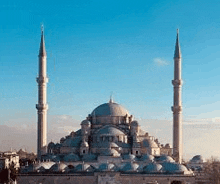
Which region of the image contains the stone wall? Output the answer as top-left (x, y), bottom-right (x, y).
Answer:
top-left (17, 172), bottom-right (195, 184)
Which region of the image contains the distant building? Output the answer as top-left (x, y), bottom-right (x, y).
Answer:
top-left (0, 157), bottom-right (9, 170)
top-left (17, 149), bottom-right (37, 160)
top-left (0, 151), bottom-right (19, 171)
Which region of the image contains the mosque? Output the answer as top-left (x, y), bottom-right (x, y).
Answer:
top-left (17, 30), bottom-right (196, 184)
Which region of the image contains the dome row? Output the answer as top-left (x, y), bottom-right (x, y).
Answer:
top-left (21, 161), bottom-right (191, 174)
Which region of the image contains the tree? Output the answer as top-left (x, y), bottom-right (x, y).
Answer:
top-left (203, 157), bottom-right (220, 184)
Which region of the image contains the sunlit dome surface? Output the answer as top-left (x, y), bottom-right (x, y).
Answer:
top-left (91, 102), bottom-right (129, 117)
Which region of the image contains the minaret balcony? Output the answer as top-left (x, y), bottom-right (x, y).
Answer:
top-left (171, 106), bottom-right (182, 113)
top-left (36, 104), bottom-right (48, 110)
top-left (36, 77), bottom-right (48, 83)
top-left (172, 79), bottom-right (182, 87)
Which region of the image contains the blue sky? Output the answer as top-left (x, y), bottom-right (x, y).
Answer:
top-left (1, 0), bottom-right (220, 159)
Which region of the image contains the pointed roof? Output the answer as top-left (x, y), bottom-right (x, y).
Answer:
top-left (174, 29), bottom-right (181, 58)
top-left (39, 26), bottom-right (46, 57)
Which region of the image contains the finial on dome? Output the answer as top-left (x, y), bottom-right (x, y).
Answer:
top-left (109, 94), bottom-right (114, 103)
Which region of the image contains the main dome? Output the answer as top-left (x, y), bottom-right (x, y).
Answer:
top-left (91, 102), bottom-right (129, 117)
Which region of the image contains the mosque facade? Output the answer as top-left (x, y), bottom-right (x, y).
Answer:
top-left (17, 30), bottom-right (197, 184)
top-left (47, 100), bottom-right (172, 159)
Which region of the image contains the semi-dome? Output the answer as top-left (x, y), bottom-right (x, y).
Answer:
top-left (97, 126), bottom-right (125, 136)
top-left (100, 148), bottom-right (120, 157)
top-left (91, 102), bottom-right (129, 117)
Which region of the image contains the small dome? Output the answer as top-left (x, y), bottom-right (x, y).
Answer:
top-left (143, 163), bottom-right (162, 173)
top-left (142, 139), bottom-right (158, 148)
top-left (51, 155), bottom-right (61, 162)
top-left (18, 148), bottom-right (26, 153)
top-left (155, 155), bottom-right (174, 163)
top-left (141, 154), bottom-right (154, 162)
top-left (122, 153), bottom-right (136, 161)
top-left (131, 121), bottom-right (139, 126)
top-left (63, 153), bottom-right (80, 162)
top-left (109, 142), bottom-right (119, 148)
top-left (50, 163), bottom-right (67, 172)
top-left (36, 166), bottom-right (46, 173)
top-left (165, 143), bottom-right (171, 148)
top-left (75, 163), bottom-right (94, 172)
top-left (81, 120), bottom-right (91, 126)
top-left (48, 142), bottom-right (55, 148)
top-left (121, 162), bottom-right (139, 172)
top-left (190, 155), bottom-right (204, 163)
top-left (33, 161), bottom-right (55, 171)
top-left (70, 131), bottom-right (75, 136)
top-left (91, 102), bottom-right (129, 117)
top-left (162, 162), bottom-right (188, 173)
top-left (98, 163), bottom-right (116, 171)
top-left (100, 148), bottom-right (120, 157)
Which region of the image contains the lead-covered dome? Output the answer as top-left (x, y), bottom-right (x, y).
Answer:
top-left (91, 102), bottom-right (129, 117)
top-left (97, 126), bottom-right (125, 136)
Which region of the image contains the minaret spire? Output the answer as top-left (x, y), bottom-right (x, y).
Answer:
top-left (172, 29), bottom-right (183, 163)
top-left (174, 29), bottom-right (181, 58)
top-left (39, 25), bottom-right (46, 57)
top-left (36, 27), bottom-right (48, 160)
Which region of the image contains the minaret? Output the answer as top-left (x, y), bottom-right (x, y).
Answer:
top-left (36, 27), bottom-right (48, 160)
top-left (172, 29), bottom-right (183, 163)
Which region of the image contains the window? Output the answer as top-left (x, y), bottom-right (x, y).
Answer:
top-left (136, 151), bottom-right (138, 155)
top-left (109, 137), bottom-right (113, 142)
top-left (83, 150), bottom-right (85, 154)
